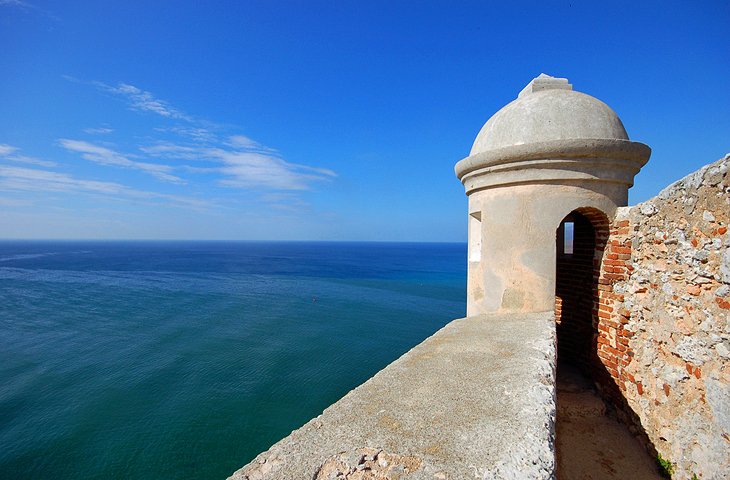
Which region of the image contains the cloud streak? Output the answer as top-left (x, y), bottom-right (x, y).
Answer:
top-left (93, 81), bottom-right (192, 120)
top-left (216, 150), bottom-right (336, 190)
top-left (64, 78), bottom-right (337, 195)
top-left (0, 143), bottom-right (57, 167)
top-left (0, 164), bottom-right (206, 208)
top-left (0, 0), bottom-right (33, 7)
top-left (59, 139), bottom-right (185, 184)
top-left (142, 139), bottom-right (336, 191)
top-left (0, 0), bottom-right (59, 20)
top-left (83, 127), bottom-right (114, 135)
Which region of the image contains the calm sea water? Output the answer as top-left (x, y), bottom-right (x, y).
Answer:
top-left (0, 241), bottom-right (466, 479)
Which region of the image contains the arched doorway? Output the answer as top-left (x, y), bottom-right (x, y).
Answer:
top-left (554, 209), bottom-right (607, 372)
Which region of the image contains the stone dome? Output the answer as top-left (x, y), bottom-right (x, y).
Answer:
top-left (454, 74), bottom-right (651, 195)
top-left (470, 75), bottom-right (629, 155)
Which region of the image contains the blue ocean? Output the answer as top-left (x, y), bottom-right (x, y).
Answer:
top-left (0, 241), bottom-right (466, 479)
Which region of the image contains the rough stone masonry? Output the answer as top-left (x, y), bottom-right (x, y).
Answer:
top-left (595, 154), bottom-right (730, 479)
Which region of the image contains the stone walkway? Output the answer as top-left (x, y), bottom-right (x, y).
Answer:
top-left (555, 363), bottom-right (663, 480)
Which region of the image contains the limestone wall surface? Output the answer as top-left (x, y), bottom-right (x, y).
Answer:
top-left (595, 155), bottom-right (730, 479)
top-left (228, 313), bottom-right (557, 480)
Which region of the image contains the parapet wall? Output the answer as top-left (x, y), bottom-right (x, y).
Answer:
top-left (593, 155), bottom-right (730, 479)
top-left (228, 312), bottom-right (556, 480)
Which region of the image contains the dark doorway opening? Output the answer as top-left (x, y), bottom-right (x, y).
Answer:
top-left (555, 211), bottom-right (597, 371)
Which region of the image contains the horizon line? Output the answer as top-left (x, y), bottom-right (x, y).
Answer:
top-left (0, 238), bottom-right (467, 244)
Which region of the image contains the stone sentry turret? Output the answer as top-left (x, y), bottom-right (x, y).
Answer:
top-left (455, 74), bottom-right (651, 316)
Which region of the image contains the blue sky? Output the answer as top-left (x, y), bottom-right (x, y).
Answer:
top-left (1, 1), bottom-right (728, 241)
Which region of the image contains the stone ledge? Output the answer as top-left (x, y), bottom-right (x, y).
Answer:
top-left (455, 138), bottom-right (651, 181)
top-left (228, 312), bottom-right (557, 480)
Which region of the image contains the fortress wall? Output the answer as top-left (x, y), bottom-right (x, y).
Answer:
top-left (594, 155), bottom-right (729, 479)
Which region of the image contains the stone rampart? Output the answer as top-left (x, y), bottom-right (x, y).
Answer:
top-left (593, 155), bottom-right (730, 479)
top-left (228, 312), bottom-right (557, 480)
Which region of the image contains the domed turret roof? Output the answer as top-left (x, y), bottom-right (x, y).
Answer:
top-left (454, 74), bottom-right (651, 194)
top-left (470, 74), bottom-right (629, 155)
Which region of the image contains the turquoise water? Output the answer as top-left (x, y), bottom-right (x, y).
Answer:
top-left (0, 241), bottom-right (466, 479)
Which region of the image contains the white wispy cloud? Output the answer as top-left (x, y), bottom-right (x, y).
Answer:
top-left (228, 135), bottom-right (259, 148)
top-left (0, 0), bottom-right (32, 7)
top-left (0, 144), bottom-right (17, 156)
top-left (66, 78), bottom-right (337, 195)
top-left (225, 134), bottom-right (279, 154)
top-left (92, 81), bottom-right (192, 120)
top-left (0, 143), bottom-right (57, 167)
top-left (141, 143), bottom-right (200, 159)
top-left (142, 141), bottom-right (336, 190)
top-left (0, 0), bottom-right (59, 20)
top-left (155, 125), bottom-right (216, 143)
top-left (216, 150), bottom-right (336, 190)
top-left (59, 139), bottom-right (185, 184)
top-left (0, 165), bottom-right (206, 208)
top-left (83, 127), bottom-right (114, 135)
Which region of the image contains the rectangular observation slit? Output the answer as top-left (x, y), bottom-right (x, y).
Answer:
top-left (563, 221), bottom-right (574, 255)
top-left (469, 211), bottom-right (482, 262)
